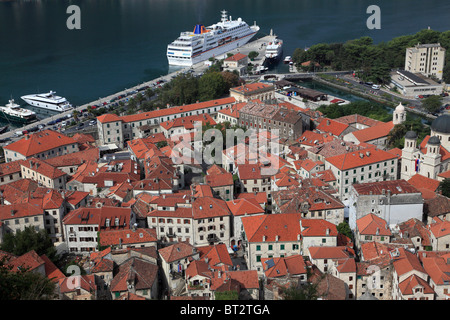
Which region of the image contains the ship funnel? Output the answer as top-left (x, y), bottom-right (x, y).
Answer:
top-left (193, 24), bottom-right (205, 34)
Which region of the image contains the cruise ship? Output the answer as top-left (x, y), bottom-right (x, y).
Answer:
top-left (265, 30), bottom-right (283, 61)
top-left (167, 10), bottom-right (260, 67)
top-left (21, 91), bottom-right (73, 112)
top-left (0, 99), bottom-right (37, 124)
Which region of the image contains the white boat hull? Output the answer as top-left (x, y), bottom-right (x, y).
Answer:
top-left (21, 96), bottom-right (72, 112)
top-left (168, 30), bottom-right (258, 67)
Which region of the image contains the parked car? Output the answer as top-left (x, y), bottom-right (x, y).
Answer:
top-left (89, 120), bottom-right (97, 126)
top-left (372, 84), bottom-right (380, 90)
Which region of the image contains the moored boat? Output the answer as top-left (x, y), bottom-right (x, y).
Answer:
top-left (0, 99), bottom-right (37, 124)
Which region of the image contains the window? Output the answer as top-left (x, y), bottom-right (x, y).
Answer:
top-left (268, 244), bottom-right (273, 251)
top-left (256, 245), bottom-right (261, 251)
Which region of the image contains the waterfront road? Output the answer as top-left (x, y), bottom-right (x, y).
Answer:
top-left (0, 35), bottom-right (274, 146)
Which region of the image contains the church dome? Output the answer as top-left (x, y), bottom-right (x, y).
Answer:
top-left (395, 103), bottom-right (405, 112)
top-left (427, 135), bottom-right (441, 145)
top-left (431, 114), bottom-right (450, 134)
top-left (405, 131), bottom-right (417, 139)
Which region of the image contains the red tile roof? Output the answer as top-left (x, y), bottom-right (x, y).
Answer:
top-left (301, 218), bottom-right (338, 237)
top-left (40, 254), bottom-right (66, 283)
top-left (158, 242), bottom-right (197, 263)
top-left (242, 213), bottom-right (302, 243)
top-left (20, 158), bottom-right (67, 180)
top-left (393, 247), bottom-right (426, 276)
top-left (236, 191), bottom-right (267, 204)
top-left (0, 161), bottom-right (22, 176)
top-left (119, 97), bottom-right (235, 123)
top-left (99, 228), bottom-right (157, 247)
top-left (97, 113), bottom-right (121, 124)
top-left (0, 203), bottom-right (43, 220)
top-left (350, 121), bottom-right (394, 143)
top-left (7, 250), bottom-right (45, 273)
top-left (419, 135), bottom-right (450, 161)
top-left (356, 213), bottom-right (392, 236)
top-left (225, 53), bottom-right (247, 61)
top-left (4, 130), bottom-right (77, 157)
top-left (62, 206), bottom-right (131, 228)
top-left (59, 274), bottom-right (97, 294)
top-left (359, 241), bottom-right (393, 262)
top-left (398, 274), bottom-right (434, 295)
top-left (45, 147), bottom-right (99, 168)
top-left (352, 179), bottom-right (420, 195)
top-left (334, 114), bottom-right (382, 127)
top-left (160, 113), bottom-right (216, 131)
top-left (218, 102), bottom-right (246, 118)
top-left (297, 130), bottom-right (334, 147)
top-left (422, 255), bottom-right (450, 286)
top-left (109, 258), bottom-right (157, 293)
top-left (325, 147), bottom-right (397, 170)
top-left (317, 118), bottom-right (349, 137)
top-left (408, 174), bottom-right (440, 192)
top-left (192, 197), bottom-right (231, 219)
top-left (196, 244), bottom-right (233, 268)
top-left (230, 82), bottom-right (273, 94)
top-left (226, 198), bottom-right (265, 216)
top-left (262, 255), bottom-right (307, 278)
top-left (428, 219), bottom-right (450, 238)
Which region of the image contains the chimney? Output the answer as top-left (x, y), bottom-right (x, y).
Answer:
top-left (262, 235), bottom-right (266, 242)
top-left (275, 235), bottom-right (279, 241)
top-left (326, 228), bottom-right (330, 236)
top-left (10, 209), bottom-right (15, 216)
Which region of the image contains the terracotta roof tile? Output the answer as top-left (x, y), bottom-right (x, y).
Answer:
top-left (326, 147), bottom-right (397, 170)
top-left (356, 213), bottom-right (392, 236)
top-left (408, 174), bottom-right (440, 192)
top-left (4, 130), bottom-right (77, 157)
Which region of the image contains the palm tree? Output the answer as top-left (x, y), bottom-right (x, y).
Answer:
top-left (72, 110), bottom-right (80, 122)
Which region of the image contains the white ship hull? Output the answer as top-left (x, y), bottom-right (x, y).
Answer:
top-left (265, 38), bottom-right (283, 60)
top-left (168, 31), bottom-right (257, 67)
top-left (167, 10), bottom-right (259, 67)
top-left (21, 91), bottom-right (72, 112)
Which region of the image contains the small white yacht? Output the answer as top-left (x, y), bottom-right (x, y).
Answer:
top-left (21, 91), bottom-right (73, 112)
top-left (0, 99), bottom-right (37, 124)
top-left (265, 30), bottom-right (283, 61)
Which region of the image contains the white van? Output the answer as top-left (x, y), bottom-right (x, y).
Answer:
top-left (372, 84), bottom-right (381, 90)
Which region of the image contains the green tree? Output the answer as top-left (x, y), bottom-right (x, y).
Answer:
top-left (198, 71), bottom-right (227, 101)
top-left (215, 290), bottom-right (239, 300)
top-left (156, 140), bottom-right (168, 149)
top-left (0, 226), bottom-right (58, 263)
top-left (337, 222), bottom-right (353, 240)
top-left (248, 51), bottom-right (259, 61)
top-left (281, 281), bottom-right (321, 300)
top-left (0, 256), bottom-right (56, 300)
top-left (438, 178), bottom-right (450, 198)
top-left (422, 95), bottom-right (442, 113)
top-left (72, 110), bottom-right (80, 122)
